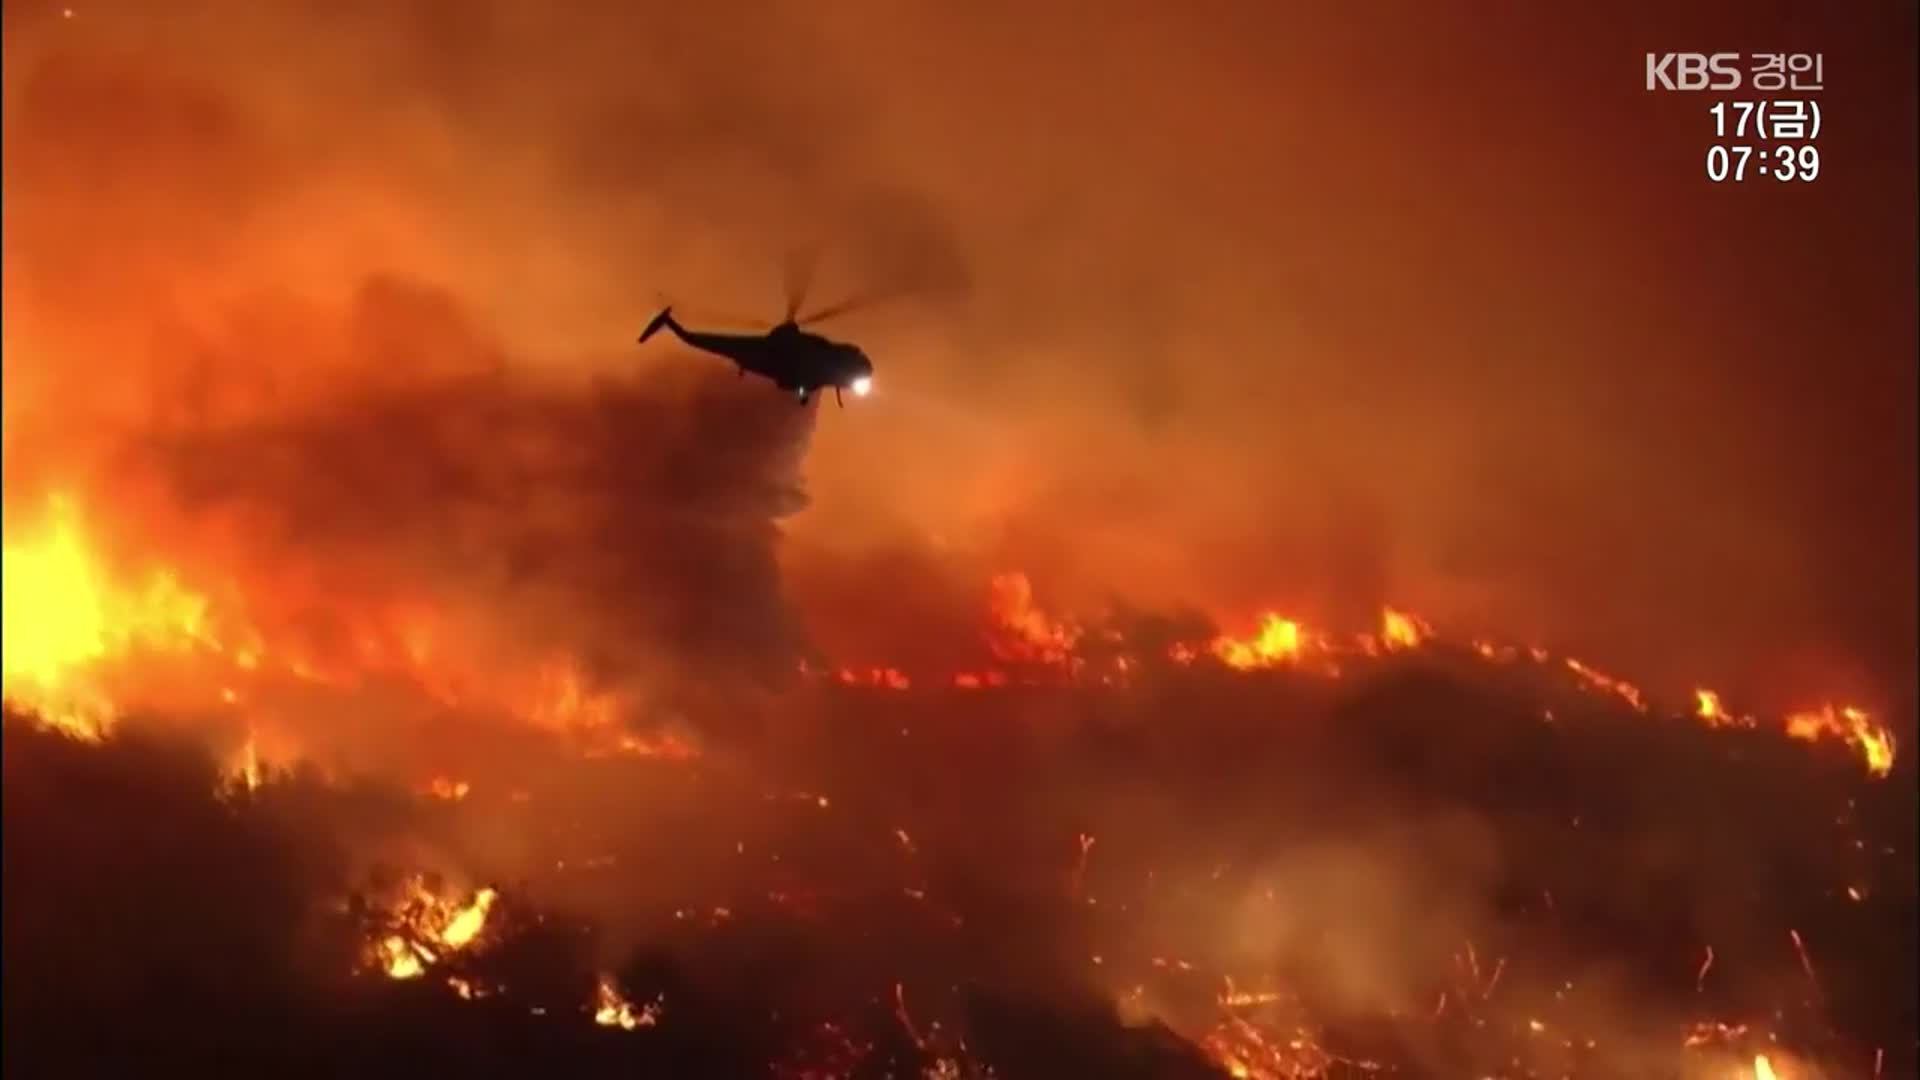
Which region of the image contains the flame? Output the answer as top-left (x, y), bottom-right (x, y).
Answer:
top-left (819, 571), bottom-right (1897, 778)
top-left (439, 888), bottom-right (497, 949)
top-left (986, 573), bottom-right (1081, 665)
top-left (364, 877), bottom-right (500, 979)
top-left (1563, 657), bottom-right (1647, 712)
top-left (1695, 688), bottom-right (1725, 723)
top-left (0, 494), bottom-right (701, 767)
top-left (1212, 613), bottom-right (1305, 670)
top-left (1, 495), bottom-right (220, 739)
top-left (593, 976), bottom-right (661, 1029)
top-left (375, 934), bottom-right (428, 980)
top-left (1, 496), bottom-right (111, 689)
top-left (2, 494), bottom-right (1890, 1069)
top-left (1379, 607), bottom-right (1429, 650)
top-left (1214, 605), bottom-right (1426, 669)
top-left (236, 732), bottom-right (263, 792)
top-left (1785, 705), bottom-right (1896, 778)
top-left (1694, 689), bottom-right (1737, 728)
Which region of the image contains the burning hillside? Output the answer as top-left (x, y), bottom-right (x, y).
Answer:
top-left (3, 482), bottom-right (1914, 1078)
top-left (0, 278), bottom-right (1910, 1080)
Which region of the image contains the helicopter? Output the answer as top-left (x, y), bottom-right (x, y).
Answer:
top-left (638, 261), bottom-right (881, 407)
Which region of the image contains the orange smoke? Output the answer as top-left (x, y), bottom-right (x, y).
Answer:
top-left (986, 572), bottom-right (1081, 666)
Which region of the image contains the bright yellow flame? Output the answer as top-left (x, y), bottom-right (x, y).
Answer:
top-left (377, 935), bottom-right (426, 980)
top-left (1785, 704), bottom-right (1897, 778)
top-left (1213, 614), bottom-right (1303, 670)
top-left (1695, 689), bottom-right (1729, 724)
top-left (2, 495), bottom-right (217, 738)
top-left (2, 496), bottom-right (109, 688)
top-left (1380, 608), bottom-right (1428, 650)
top-left (367, 879), bottom-right (501, 979)
top-left (440, 887), bottom-right (497, 949)
top-left (1692, 688), bottom-right (1755, 729)
top-left (593, 976), bottom-right (661, 1029)
top-left (1753, 1053), bottom-right (1779, 1080)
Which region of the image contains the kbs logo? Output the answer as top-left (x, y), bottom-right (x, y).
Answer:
top-left (1646, 52), bottom-right (1742, 91)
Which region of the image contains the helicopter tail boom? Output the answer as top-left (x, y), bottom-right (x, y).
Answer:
top-left (638, 307), bottom-right (679, 344)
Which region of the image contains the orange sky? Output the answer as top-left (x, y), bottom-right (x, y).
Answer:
top-left (3, 0), bottom-right (1915, 715)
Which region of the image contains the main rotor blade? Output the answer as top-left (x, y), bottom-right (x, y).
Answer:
top-left (796, 283), bottom-right (910, 327)
top-left (650, 292), bottom-right (770, 331)
top-left (782, 246), bottom-right (820, 324)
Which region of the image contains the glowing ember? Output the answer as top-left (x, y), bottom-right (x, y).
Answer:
top-left (235, 732), bottom-right (263, 792)
top-left (1684, 1021), bottom-right (1749, 1049)
top-left (1471, 638), bottom-right (1518, 662)
top-left (426, 776), bottom-right (471, 801)
top-left (1563, 657), bottom-right (1647, 712)
top-left (1200, 1015), bottom-right (1349, 1080)
top-left (836, 666), bottom-right (912, 690)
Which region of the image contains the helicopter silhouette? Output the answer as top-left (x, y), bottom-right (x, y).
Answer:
top-left (638, 260), bottom-right (881, 407)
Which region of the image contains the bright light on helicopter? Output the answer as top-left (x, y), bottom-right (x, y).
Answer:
top-left (851, 376), bottom-right (873, 397)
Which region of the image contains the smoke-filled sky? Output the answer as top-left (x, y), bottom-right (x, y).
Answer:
top-left (3, 0), bottom-right (1914, 716)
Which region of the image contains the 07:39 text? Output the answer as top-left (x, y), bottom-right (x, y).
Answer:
top-left (1705, 145), bottom-right (1820, 183)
